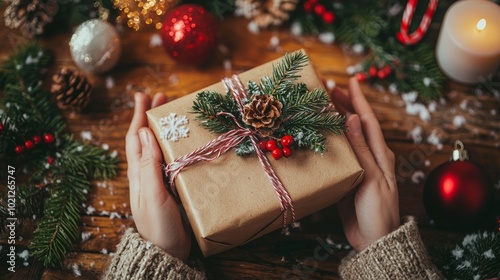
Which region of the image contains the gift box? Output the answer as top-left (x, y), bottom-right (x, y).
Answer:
top-left (146, 50), bottom-right (364, 256)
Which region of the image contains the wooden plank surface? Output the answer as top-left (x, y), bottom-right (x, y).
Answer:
top-left (1, 15), bottom-right (499, 280)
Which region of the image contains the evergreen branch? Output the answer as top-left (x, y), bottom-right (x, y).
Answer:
top-left (192, 90), bottom-right (240, 134)
top-left (285, 126), bottom-right (327, 154)
top-left (282, 87), bottom-right (331, 116)
top-left (260, 51), bottom-right (309, 97)
top-left (433, 231), bottom-right (500, 279)
top-left (29, 173), bottom-right (90, 268)
top-left (286, 111), bottom-right (346, 135)
top-left (56, 137), bottom-right (119, 180)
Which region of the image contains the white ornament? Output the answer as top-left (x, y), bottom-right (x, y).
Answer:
top-left (69, 19), bottom-right (121, 74)
top-left (159, 113), bottom-right (189, 142)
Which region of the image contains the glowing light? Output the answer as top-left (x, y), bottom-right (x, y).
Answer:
top-left (441, 176), bottom-right (456, 199)
top-left (173, 20), bottom-right (186, 42)
top-left (476, 19), bottom-right (486, 32)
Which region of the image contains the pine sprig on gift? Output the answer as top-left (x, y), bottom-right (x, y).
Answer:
top-left (0, 43), bottom-right (118, 267)
top-left (432, 231), bottom-right (500, 279)
top-left (192, 51), bottom-right (346, 155)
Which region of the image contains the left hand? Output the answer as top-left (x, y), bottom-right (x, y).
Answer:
top-left (125, 92), bottom-right (191, 261)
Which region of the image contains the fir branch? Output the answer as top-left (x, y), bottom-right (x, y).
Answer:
top-left (56, 137), bottom-right (119, 180)
top-left (285, 111), bottom-right (346, 135)
top-left (433, 231), bottom-right (500, 279)
top-left (192, 90), bottom-right (240, 134)
top-left (29, 173), bottom-right (90, 268)
top-left (260, 51), bottom-right (309, 97)
top-left (282, 87), bottom-right (331, 116)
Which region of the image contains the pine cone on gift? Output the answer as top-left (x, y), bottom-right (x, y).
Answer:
top-left (243, 94), bottom-right (283, 137)
top-left (235, 0), bottom-right (299, 28)
top-left (50, 67), bottom-right (93, 112)
top-left (4, 0), bottom-right (58, 38)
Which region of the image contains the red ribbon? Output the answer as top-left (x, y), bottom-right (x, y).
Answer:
top-left (164, 75), bottom-right (295, 226)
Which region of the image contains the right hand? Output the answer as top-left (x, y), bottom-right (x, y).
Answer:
top-left (331, 78), bottom-right (400, 252)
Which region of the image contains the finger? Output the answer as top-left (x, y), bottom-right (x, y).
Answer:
top-left (126, 93), bottom-right (152, 209)
top-left (138, 128), bottom-right (169, 207)
top-left (348, 78), bottom-right (392, 171)
top-left (152, 93), bottom-right (168, 108)
top-left (345, 114), bottom-right (380, 180)
top-left (331, 87), bottom-right (354, 114)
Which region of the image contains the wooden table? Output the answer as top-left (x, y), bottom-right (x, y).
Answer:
top-left (1, 15), bottom-right (499, 280)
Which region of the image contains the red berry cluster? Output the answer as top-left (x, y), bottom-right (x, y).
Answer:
top-left (302, 0), bottom-right (335, 24)
top-left (355, 65), bottom-right (393, 82)
top-left (15, 133), bottom-right (55, 156)
top-left (258, 135), bottom-right (294, 160)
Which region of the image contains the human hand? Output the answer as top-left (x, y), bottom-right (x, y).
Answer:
top-left (126, 92), bottom-right (191, 261)
top-left (331, 78), bottom-right (400, 252)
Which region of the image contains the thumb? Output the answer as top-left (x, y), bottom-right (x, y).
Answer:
top-left (138, 128), bottom-right (168, 204)
top-left (346, 114), bottom-right (378, 174)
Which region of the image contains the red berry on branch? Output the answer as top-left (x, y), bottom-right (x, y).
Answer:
top-left (15, 145), bottom-right (25, 154)
top-left (355, 72), bottom-right (367, 82)
top-left (271, 148), bottom-right (283, 160)
top-left (266, 139), bottom-right (277, 151)
top-left (314, 4), bottom-right (326, 16)
top-left (33, 135), bottom-right (42, 145)
top-left (377, 69), bottom-right (388, 80)
top-left (303, 1), bottom-right (313, 13)
top-left (0, 122), bottom-right (4, 131)
top-left (44, 133), bottom-right (55, 144)
top-left (309, 0), bottom-right (318, 4)
top-left (283, 147), bottom-right (293, 158)
top-left (369, 66), bottom-right (378, 77)
top-left (25, 140), bottom-right (35, 150)
top-left (322, 11), bottom-right (335, 24)
top-left (382, 65), bottom-right (392, 76)
top-left (48, 156), bottom-right (55, 165)
top-left (258, 140), bottom-right (267, 151)
top-left (281, 135), bottom-right (294, 148)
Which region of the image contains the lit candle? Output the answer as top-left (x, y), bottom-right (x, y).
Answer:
top-left (436, 0), bottom-right (500, 84)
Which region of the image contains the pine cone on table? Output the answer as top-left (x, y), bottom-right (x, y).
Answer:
top-left (235, 0), bottom-right (299, 28)
top-left (243, 94), bottom-right (283, 137)
top-left (50, 67), bottom-right (93, 112)
top-left (4, 0), bottom-right (58, 38)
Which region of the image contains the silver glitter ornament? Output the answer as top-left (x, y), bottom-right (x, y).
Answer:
top-left (69, 19), bottom-right (121, 74)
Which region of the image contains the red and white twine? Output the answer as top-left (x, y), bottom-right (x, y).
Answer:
top-left (396, 0), bottom-right (438, 45)
top-left (164, 75), bottom-right (296, 226)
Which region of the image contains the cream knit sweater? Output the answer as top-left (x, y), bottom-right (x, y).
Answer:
top-left (103, 218), bottom-right (443, 279)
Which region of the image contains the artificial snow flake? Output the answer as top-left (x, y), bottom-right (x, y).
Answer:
top-left (456, 260), bottom-right (471, 270)
top-left (149, 34), bottom-right (163, 48)
top-left (319, 32), bottom-right (335, 44)
top-left (451, 246), bottom-right (464, 259)
top-left (159, 113), bottom-right (190, 142)
top-left (290, 21), bottom-right (303, 36)
top-left (462, 234), bottom-right (478, 246)
top-left (483, 249), bottom-right (495, 259)
top-left (453, 115), bottom-right (466, 127)
top-left (423, 77), bottom-right (432, 87)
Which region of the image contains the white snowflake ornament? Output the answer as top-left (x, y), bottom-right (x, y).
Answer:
top-left (159, 113), bottom-right (190, 142)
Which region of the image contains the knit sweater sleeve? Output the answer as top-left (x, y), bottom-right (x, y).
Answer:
top-left (339, 217), bottom-right (444, 280)
top-left (102, 229), bottom-right (205, 280)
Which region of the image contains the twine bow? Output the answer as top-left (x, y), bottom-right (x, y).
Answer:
top-left (163, 75), bottom-right (295, 226)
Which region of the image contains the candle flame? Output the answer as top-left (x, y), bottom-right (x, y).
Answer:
top-left (476, 18), bottom-right (486, 31)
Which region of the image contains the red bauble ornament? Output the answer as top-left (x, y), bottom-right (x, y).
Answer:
top-left (25, 140), bottom-right (35, 150)
top-left (281, 135), bottom-right (294, 148)
top-left (161, 4), bottom-right (218, 65)
top-left (266, 139), bottom-right (278, 151)
top-left (271, 148), bottom-right (283, 160)
top-left (423, 140), bottom-right (494, 228)
top-left (15, 145), bottom-right (25, 154)
top-left (44, 133), bottom-right (55, 144)
top-left (33, 135), bottom-right (42, 145)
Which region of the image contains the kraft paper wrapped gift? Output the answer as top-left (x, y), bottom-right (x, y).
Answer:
top-left (146, 51), bottom-right (364, 256)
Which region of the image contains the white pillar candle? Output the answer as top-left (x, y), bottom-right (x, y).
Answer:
top-left (436, 0), bottom-right (500, 84)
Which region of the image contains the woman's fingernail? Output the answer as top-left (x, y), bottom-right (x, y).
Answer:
top-left (139, 129), bottom-right (149, 146)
